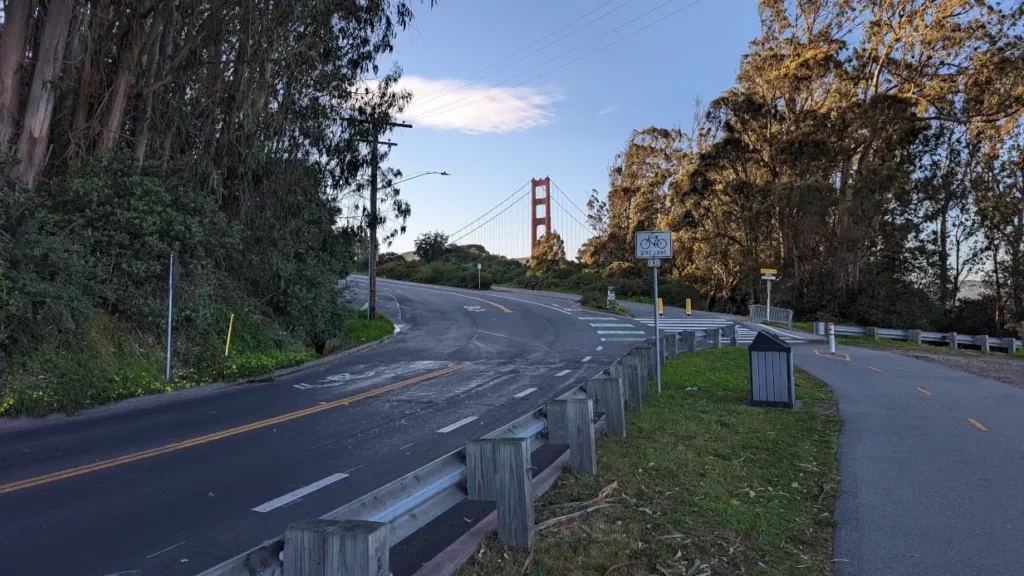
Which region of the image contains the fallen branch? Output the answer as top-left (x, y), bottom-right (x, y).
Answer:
top-left (603, 561), bottom-right (650, 575)
top-left (535, 504), bottom-right (611, 532)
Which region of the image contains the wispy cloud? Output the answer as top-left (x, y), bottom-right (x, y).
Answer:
top-left (598, 104), bottom-right (619, 116)
top-left (396, 76), bottom-right (561, 134)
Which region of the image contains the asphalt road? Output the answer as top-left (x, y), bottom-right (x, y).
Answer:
top-left (794, 344), bottom-right (1024, 576)
top-left (0, 278), bottom-right (655, 576)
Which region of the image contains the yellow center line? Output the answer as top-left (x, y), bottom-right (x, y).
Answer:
top-left (0, 364), bottom-right (466, 495)
top-left (915, 387), bottom-right (931, 396)
top-left (813, 349), bottom-right (851, 361)
top-left (869, 367), bottom-right (882, 373)
top-left (968, 418), bottom-right (988, 432)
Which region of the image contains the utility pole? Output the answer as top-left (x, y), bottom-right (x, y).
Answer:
top-left (352, 119), bottom-right (411, 321)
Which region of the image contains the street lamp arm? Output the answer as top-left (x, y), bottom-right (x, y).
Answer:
top-left (392, 171), bottom-right (450, 185)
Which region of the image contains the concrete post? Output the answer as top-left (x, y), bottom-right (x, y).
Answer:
top-left (680, 331), bottom-right (697, 353)
top-left (707, 328), bottom-right (722, 350)
top-left (908, 329), bottom-right (923, 344)
top-left (284, 519), bottom-right (388, 576)
top-left (566, 398), bottom-right (596, 475)
top-left (1006, 337), bottom-right (1020, 356)
top-left (866, 327), bottom-right (879, 340)
top-left (976, 335), bottom-right (990, 354)
top-left (948, 332), bottom-right (958, 349)
top-left (673, 333), bottom-right (682, 355)
top-left (589, 376), bottom-right (626, 438)
top-left (491, 438), bottom-right (535, 551)
top-left (466, 439), bottom-right (496, 501)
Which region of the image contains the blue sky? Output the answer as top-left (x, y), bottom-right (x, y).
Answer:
top-left (377, 0), bottom-right (761, 257)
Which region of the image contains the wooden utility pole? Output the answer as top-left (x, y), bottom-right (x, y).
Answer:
top-left (356, 119), bottom-right (411, 320)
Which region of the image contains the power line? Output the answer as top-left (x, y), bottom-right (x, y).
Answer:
top-left (448, 181), bottom-right (529, 239)
top-left (451, 188), bottom-right (531, 245)
top-left (411, 0), bottom-right (633, 109)
top-left (408, 0), bottom-right (705, 123)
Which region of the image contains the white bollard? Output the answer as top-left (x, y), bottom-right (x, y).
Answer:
top-left (828, 322), bottom-right (836, 354)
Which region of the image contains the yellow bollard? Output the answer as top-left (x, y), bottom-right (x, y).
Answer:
top-left (224, 313), bottom-right (235, 356)
top-left (658, 298), bottom-right (664, 317)
top-left (686, 298), bottom-right (692, 318)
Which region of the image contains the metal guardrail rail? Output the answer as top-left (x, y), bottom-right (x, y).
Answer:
top-left (749, 304), bottom-right (794, 329)
top-left (197, 333), bottom-right (702, 576)
top-left (815, 323), bottom-right (1021, 352)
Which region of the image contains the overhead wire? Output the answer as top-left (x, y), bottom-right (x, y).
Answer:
top-left (408, 0), bottom-right (706, 123)
top-left (411, 0), bottom-right (630, 108)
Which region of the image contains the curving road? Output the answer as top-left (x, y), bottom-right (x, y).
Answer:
top-left (0, 277), bottom-right (654, 576)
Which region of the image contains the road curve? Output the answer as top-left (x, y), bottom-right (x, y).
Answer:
top-left (0, 277), bottom-right (653, 576)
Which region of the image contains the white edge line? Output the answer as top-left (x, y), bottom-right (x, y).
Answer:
top-left (601, 337), bottom-right (647, 342)
top-left (589, 323), bottom-right (634, 327)
top-left (252, 473), bottom-right (350, 513)
top-left (513, 387), bottom-right (538, 398)
top-left (581, 356), bottom-right (592, 362)
top-left (437, 416), bottom-right (479, 433)
top-left (146, 540), bottom-right (187, 559)
top-left (555, 369), bottom-right (572, 377)
top-left (597, 331), bottom-right (646, 334)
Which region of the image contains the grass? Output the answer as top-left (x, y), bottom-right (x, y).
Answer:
top-left (459, 347), bottom-right (840, 576)
top-left (837, 335), bottom-right (1023, 360)
top-left (0, 310), bottom-right (394, 417)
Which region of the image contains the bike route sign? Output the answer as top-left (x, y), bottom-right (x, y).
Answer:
top-left (635, 230), bottom-right (673, 260)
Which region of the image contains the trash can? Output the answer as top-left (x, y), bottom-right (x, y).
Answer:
top-left (749, 331), bottom-right (795, 408)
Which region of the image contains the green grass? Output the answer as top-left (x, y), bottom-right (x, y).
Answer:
top-left (0, 310), bottom-right (394, 417)
top-left (837, 335), bottom-right (1023, 360)
top-left (459, 348), bottom-right (840, 576)
top-left (790, 321), bottom-right (815, 334)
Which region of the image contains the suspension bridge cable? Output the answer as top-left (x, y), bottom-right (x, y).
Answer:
top-left (551, 180), bottom-right (593, 223)
top-left (451, 188), bottom-right (531, 245)
top-left (407, 0), bottom-right (704, 122)
top-left (411, 0), bottom-right (634, 109)
top-left (550, 194), bottom-right (592, 234)
top-left (448, 181), bottom-right (530, 239)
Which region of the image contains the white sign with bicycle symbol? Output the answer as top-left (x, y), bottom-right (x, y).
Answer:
top-left (635, 231), bottom-right (673, 260)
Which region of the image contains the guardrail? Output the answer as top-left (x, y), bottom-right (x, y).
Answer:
top-left (196, 331), bottom-right (724, 576)
top-left (749, 304), bottom-right (794, 329)
top-left (814, 323), bottom-right (1021, 354)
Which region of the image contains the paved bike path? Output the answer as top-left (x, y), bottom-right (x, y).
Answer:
top-left (793, 344), bottom-right (1024, 576)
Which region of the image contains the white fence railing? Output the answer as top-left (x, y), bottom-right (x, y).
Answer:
top-left (814, 323), bottom-right (1021, 354)
top-left (749, 304), bottom-right (794, 329)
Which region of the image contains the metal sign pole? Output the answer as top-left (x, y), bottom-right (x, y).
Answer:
top-left (766, 278), bottom-right (771, 322)
top-left (165, 252), bottom-right (175, 381)
top-left (653, 260), bottom-right (661, 394)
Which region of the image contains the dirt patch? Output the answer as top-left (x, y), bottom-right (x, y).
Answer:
top-left (890, 350), bottom-right (1024, 388)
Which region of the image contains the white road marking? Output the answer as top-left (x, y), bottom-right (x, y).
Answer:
top-left (514, 387), bottom-right (538, 398)
top-left (437, 416), bottom-right (479, 433)
top-left (581, 356), bottom-right (592, 362)
top-left (596, 346), bottom-right (603, 351)
top-left (477, 330), bottom-right (513, 339)
top-left (146, 540), bottom-right (187, 559)
top-left (398, 443), bottom-right (415, 451)
top-left (601, 337), bottom-right (647, 342)
top-left (252, 473), bottom-right (350, 513)
top-left (578, 316), bottom-right (613, 320)
top-left (597, 330), bottom-right (645, 334)
top-left (590, 323), bottom-right (634, 327)
top-left (556, 369), bottom-right (572, 376)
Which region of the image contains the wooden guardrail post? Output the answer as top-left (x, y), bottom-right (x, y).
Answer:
top-left (948, 332), bottom-right (958, 349)
top-left (493, 438), bottom-right (534, 551)
top-left (566, 398), bottom-right (596, 475)
top-left (618, 356), bottom-right (643, 408)
top-left (284, 519), bottom-right (389, 576)
top-left (708, 328), bottom-right (722, 350)
top-left (908, 329), bottom-right (923, 344)
top-left (589, 376), bottom-right (626, 437)
top-left (680, 330), bottom-right (696, 353)
top-left (866, 327), bottom-right (879, 340)
top-left (1005, 337), bottom-right (1019, 356)
top-left (465, 440), bottom-right (496, 501)
top-left (976, 335), bottom-right (990, 353)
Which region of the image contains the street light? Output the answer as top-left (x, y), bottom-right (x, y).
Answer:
top-left (366, 169), bottom-right (450, 319)
top-left (392, 171), bottom-right (450, 185)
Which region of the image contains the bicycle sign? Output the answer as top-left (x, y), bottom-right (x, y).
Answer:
top-left (635, 230), bottom-right (673, 259)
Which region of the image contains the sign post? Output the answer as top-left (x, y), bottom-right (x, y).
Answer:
top-left (477, 262), bottom-right (482, 290)
top-left (636, 231), bottom-right (673, 394)
top-left (760, 268), bottom-right (778, 322)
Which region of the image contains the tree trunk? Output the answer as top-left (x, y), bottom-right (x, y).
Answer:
top-left (133, 15), bottom-right (164, 164)
top-left (0, 0), bottom-right (33, 152)
top-left (98, 19), bottom-right (145, 153)
top-left (10, 0), bottom-right (75, 188)
top-left (938, 210), bottom-right (950, 309)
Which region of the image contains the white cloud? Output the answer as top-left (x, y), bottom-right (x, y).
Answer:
top-left (398, 76), bottom-right (561, 134)
top-left (598, 104), bottom-right (619, 116)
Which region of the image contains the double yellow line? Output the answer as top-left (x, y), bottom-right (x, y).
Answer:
top-left (0, 364), bottom-right (466, 495)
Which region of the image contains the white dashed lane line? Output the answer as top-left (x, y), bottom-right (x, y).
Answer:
top-left (589, 323), bottom-right (633, 327)
top-left (602, 337), bottom-right (647, 342)
top-left (597, 330), bottom-right (645, 334)
top-left (555, 369), bottom-right (572, 377)
top-left (577, 317), bottom-right (610, 320)
top-left (581, 356), bottom-right (592, 362)
top-left (596, 346), bottom-right (603, 351)
top-left (437, 416), bottom-right (479, 433)
top-left (514, 387), bottom-right (538, 398)
top-left (252, 473), bottom-right (350, 513)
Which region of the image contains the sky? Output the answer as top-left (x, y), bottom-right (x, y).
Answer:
top-left (375, 0), bottom-right (762, 257)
